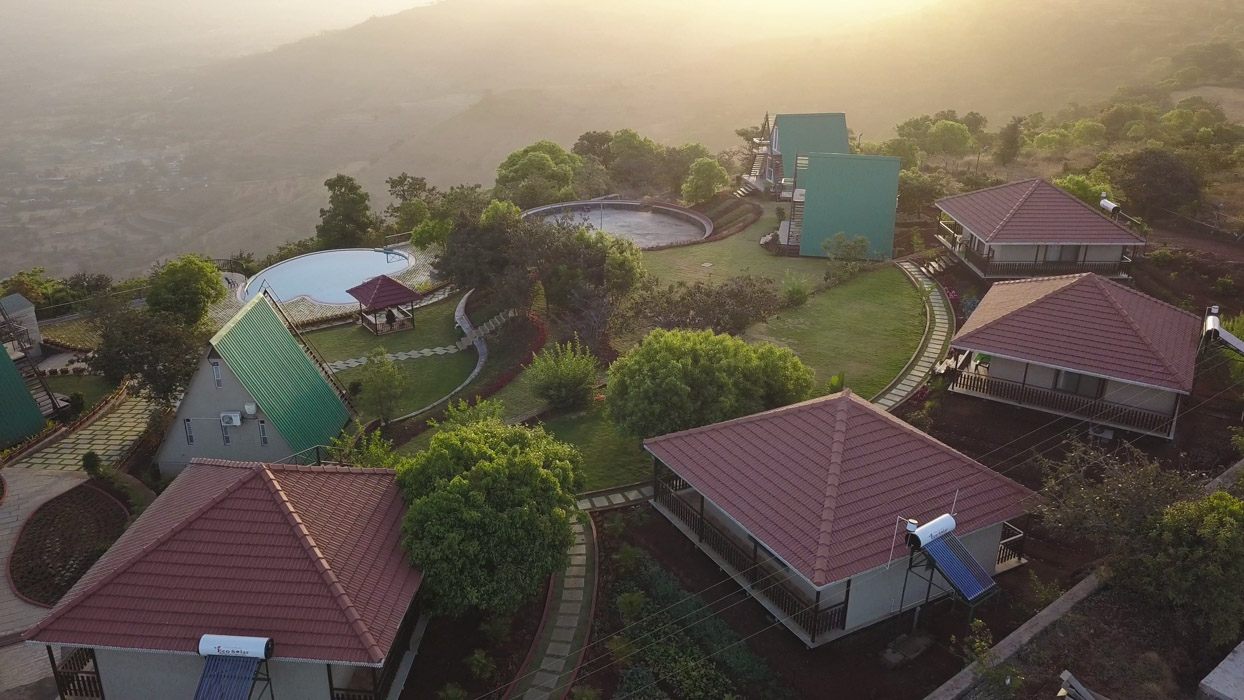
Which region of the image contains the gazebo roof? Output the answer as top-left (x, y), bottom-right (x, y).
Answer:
top-left (345, 275), bottom-right (422, 311)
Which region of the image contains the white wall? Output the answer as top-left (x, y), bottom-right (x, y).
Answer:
top-left (94, 647), bottom-right (355, 699)
top-left (1084, 245), bottom-right (1124, 262)
top-left (1025, 363), bottom-right (1057, 389)
top-left (985, 357), bottom-right (1026, 383)
top-left (156, 352), bottom-right (294, 477)
top-left (842, 523), bottom-right (1003, 633)
top-left (989, 245), bottom-right (1039, 262)
top-left (1104, 380), bottom-right (1178, 413)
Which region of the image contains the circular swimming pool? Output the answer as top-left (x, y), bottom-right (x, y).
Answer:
top-left (243, 248), bottom-right (413, 305)
top-left (524, 200), bottom-right (713, 249)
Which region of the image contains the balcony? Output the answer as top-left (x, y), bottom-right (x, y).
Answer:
top-left (936, 222), bottom-right (1131, 279)
top-left (50, 647), bottom-right (104, 699)
top-left (950, 370), bottom-right (1176, 437)
top-left (653, 472), bottom-right (847, 645)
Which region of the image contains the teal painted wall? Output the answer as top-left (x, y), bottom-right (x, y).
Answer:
top-left (0, 351), bottom-right (45, 448)
top-left (798, 153), bottom-right (901, 259)
top-left (772, 114), bottom-right (850, 180)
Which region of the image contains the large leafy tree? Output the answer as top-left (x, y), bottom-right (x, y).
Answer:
top-left (146, 254), bottom-right (226, 326)
top-left (494, 140), bottom-right (582, 209)
top-left (432, 198), bottom-right (516, 289)
top-left (1109, 148), bottom-right (1203, 214)
top-left (897, 169), bottom-right (946, 215)
top-left (572, 130), bottom-right (615, 167)
top-left (606, 329), bottom-right (815, 439)
top-left (660, 143), bottom-right (713, 194)
top-left (316, 174), bottom-right (378, 249)
top-left (680, 157), bottom-right (730, 205)
top-left (1054, 174), bottom-right (1113, 205)
top-left (396, 421), bottom-right (582, 616)
top-left (608, 129), bottom-right (663, 190)
top-left (926, 120), bottom-right (972, 163)
top-left (993, 116), bottom-right (1024, 165)
top-left (88, 306), bottom-right (208, 407)
top-left (358, 347), bottom-right (408, 423)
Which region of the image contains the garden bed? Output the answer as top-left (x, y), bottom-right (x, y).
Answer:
top-left (9, 483), bottom-right (130, 606)
top-left (582, 506), bottom-right (1093, 700)
top-left (400, 577), bottom-right (550, 700)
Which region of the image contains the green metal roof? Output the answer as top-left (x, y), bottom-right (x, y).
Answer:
top-left (773, 113), bottom-right (850, 180)
top-left (211, 296), bottom-right (349, 455)
top-left (0, 350), bottom-right (45, 449)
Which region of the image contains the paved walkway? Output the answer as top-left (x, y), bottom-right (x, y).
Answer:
top-left (325, 309), bottom-right (517, 374)
top-left (8, 395), bottom-right (151, 471)
top-left (576, 484), bottom-right (653, 512)
top-left (0, 470), bottom-right (87, 638)
top-left (873, 261), bottom-right (953, 411)
top-left (511, 518), bottom-right (595, 700)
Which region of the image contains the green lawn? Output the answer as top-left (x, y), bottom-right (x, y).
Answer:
top-left (335, 348), bottom-right (477, 421)
top-left (302, 294), bottom-right (464, 362)
top-left (43, 374), bottom-right (120, 411)
top-left (41, 318), bottom-right (101, 351)
top-left (642, 202), bottom-right (827, 286)
top-left (744, 265), bottom-right (925, 399)
top-left (541, 404), bottom-right (650, 491)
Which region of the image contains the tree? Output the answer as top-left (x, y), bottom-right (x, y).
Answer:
top-left (879, 138), bottom-right (922, 170)
top-left (572, 157), bottom-right (612, 200)
top-left (961, 111), bottom-right (988, 135)
top-left (316, 174), bottom-right (378, 248)
top-left (605, 329), bottom-right (815, 439)
top-left (396, 421), bottom-right (582, 616)
top-left (994, 117), bottom-right (1024, 165)
top-left (1053, 174), bottom-right (1113, 205)
top-left (660, 143), bottom-right (713, 195)
top-left (608, 129), bottom-right (662, 190)
top-left (358, 347), bottom-right (408, 423)
top-left (385, 173), bottom-right (439, 213)
top-left (145, 254), bottom-right (226, 326)
top-left (494, 140), bottom-right (581, 209)
top-left (926, 120), bottom-right (972, 164)
top-left (433, 199), bottom-right (517, 291)
top-left (1127, 492), bottom-right (1244, 645)
top-left (897, 169), bottom-right (947, 215)
top-left (88, 307), bottom-right (207, 407)
top-left (734, 125), bottom-right (763, 148)
top-left (1070, 119), bottom-right (1107, 145)
top-left (633, 275), bottom-right (780, 336)
top-left (821, 232), bottom-right (872, 260)
top-left (680, 157), bottom-right (730, 205)
top-left (527, 335), bottom-right (598, 411)
top-left (1032, 128), bottom-right (1073, 157)
top-left (1109, 148), bottom-right (1203, 213)
top-left (572, 130), bottom-right (615, 166)
top-left (894, 115), bottom-right (935, 148)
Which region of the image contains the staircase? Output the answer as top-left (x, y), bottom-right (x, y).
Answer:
top-left (733, 180), bottom-right (758, 198)
top-left (261, 290), bottom-right (359, 416)
top-left (0, 304), bottom-right (60, 417)
top-left (788, 199), bottom-right (804, 251)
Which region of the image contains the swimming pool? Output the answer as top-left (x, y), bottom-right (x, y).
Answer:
top-left (243, 249), bottom-right (413, 305)
top-left (523, 200), bottom-right (713, 249)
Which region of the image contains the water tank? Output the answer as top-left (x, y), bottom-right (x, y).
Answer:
top-left (906, 514), bottom-right (956, 550)
top-left (198, 634), bottom-right (274, 659)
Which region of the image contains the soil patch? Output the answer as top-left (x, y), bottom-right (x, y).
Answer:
top-left (400, 576), bottom-right (550, 699)
top-left (10, 483), bottom-right (129, 606)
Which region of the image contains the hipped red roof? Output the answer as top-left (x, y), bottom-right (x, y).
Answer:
top-left (644, 391), bottom-right (1032, 587)
top-left (951, 273), bottom-right (1201, 393)
top-left (936, 178), bottom-right (1144, 245)
top-left (25, 460), bottom-right (421, 665)
top-left (346, 275), bottom-right (422, 311)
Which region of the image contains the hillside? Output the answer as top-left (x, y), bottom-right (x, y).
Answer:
top-left (2, 0), bottom-right (1241, 277)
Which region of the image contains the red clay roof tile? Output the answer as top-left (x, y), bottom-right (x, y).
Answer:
top-left (936, 178), bottom-right (1144, 245)
top-left (345, 275), bottom-right (422, 311)
top-left (952, 273), bottom-right (1200, 393)
top-left (644, 391), bottom-right (1033, 587)
top-left (25, 460), bottom-right (421, 666)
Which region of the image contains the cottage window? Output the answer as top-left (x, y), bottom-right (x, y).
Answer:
top-left (1055, 370), bottom-right (1102, 398)
top-left (184, 419), bottom-right (194, 445)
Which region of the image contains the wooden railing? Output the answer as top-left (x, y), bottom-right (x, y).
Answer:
top-left (654, 475), bottom-right (847, 641)
top-left (997, 521), bottom-right (1025, 569)
top-left (952, 371), bottom-right (1174, 435)
top-left (53, 648), bottom-right (104, 698)
top-left (332, 690), bottom-right (377, 700)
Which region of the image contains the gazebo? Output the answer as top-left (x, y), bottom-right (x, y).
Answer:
top-left (345, 275), bottom-right (423, 335)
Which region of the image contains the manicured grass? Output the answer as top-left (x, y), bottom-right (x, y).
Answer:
top-left (541, 404), bottom-right (650, 491)
top-left (744, 265), bottom-right (926, 399)
top-left (642, 202), bottom-right (827, 286)
top-left (334, 348), bottom-right (477, 421)
top-left (44, 375), bottom-right (120, 411)
top-left (42, 318), bottom-right (101, 351)
top-left (302, 294), bottom-right (464, 362)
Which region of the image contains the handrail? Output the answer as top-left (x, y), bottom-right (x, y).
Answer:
top-left (0, 300), bottom-right (61, 418)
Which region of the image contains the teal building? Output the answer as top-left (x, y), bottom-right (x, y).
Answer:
top-left (795, 153), bottom-right (902, 259)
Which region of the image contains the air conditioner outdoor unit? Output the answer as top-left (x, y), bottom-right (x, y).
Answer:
top-left (243, 403), bottom-right (258, 418)
top-left (1088, 425), bottom-right (1114, 441)
top-left (220, 411), bottom-right (243, 427)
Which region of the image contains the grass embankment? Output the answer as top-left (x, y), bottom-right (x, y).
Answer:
top-left (335, 349), bottom-right (478, 422)
top-left (302, 293), bottom-right (464, 362)
top-left (43, 375), bottom-right (120, 412)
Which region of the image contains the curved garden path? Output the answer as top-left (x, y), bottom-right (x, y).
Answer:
top-left (872, 260), bottom-right (953, 411)
top-left (6, 394), bottom-right (152, 471)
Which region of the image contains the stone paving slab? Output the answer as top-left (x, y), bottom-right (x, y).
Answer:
top-left (10, 396), bottom-right (152, 471)
top-left (324, 308), bottom-right (515, 374)
top-left (871, 262), bottom-right (953, 411)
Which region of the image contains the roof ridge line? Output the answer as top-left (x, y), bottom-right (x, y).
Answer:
top-left (210, 294), bottom-right (266, 347)
top-left (644, 391), bottom-right (855, 446)
top-left (261, 467), bottom-right (386, 664)
top-left (991, 178), bottom-right (1042, 238)
top-left (953, 274), bottom-right (1086, 345)
top-left (935, 177), bottom-right (1038, 205)
top-left (811, 395), bottom-right (850, 586)
top-left (1090, 276), bottom-right (1189, 388)
top-left (1044, 179), bottom-right (1144, 240)
top-left (25, 463), bottom-right (262, 641)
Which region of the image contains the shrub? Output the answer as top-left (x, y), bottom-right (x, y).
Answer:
top-left (1028, 571), bottom-right (1065, 610)
top-left (954, 619), bottom-right (1024, 698)
top-left (570, 687), bottom-right (602, 700)
top-left (781, 272), bottom-right (811, 308)
top-left (67, 392), bottom-right (86, 417)
top-left (606, 635), bottom-right (640, 670)
top-left (478, 616), bottom-right (511, 644)
top-left (604, 512), bottom-right (626, 538)
top-left (1213, 275), bottom-right (1238, 297)
top-left (616, 590), bottom-right (647, 623)
top-left (528, 335), bottom-right (598, 411)
top-left (465, 649), bottom-right (496, 681)
top-left (437, 683), bottom-right (469, 700)
top-left (346, 379), bottom-right (363, 397)
top-left (81, 451), bottom-right (103, 478)
top-left (961, 296), bottom-right (980, 317)
top-left (615, 544), bottom-right (643, 574)
top-left (616, 668), bottom-right (669, 700)
top-left (906, 410), bottom-right (933, 432)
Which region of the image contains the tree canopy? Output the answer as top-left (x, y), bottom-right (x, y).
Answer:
top-left (146, 254), bottom-right (226, 326)
top-left (680, 157), bottom-right (730, 205)
top-left (396, 420), bottom-right (582, 616)
top-left (494, 140), bottom-right (583, 209)
top-left (358, 347), bottom-right (408, 423)
top-left (605, 329), bottom-right (815, 439)
top-left (88, 306), bottom-right (208, 406)
top-left (316, 174), bottom-right (378, 248)
top-left (1053, 173), bottom-right (1113, 205)
top-left (1109, 147), bottom-right (1203, 213)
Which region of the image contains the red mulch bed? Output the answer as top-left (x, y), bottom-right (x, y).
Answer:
top-left (400, 576), bottom-right (550, 700)
top-left (10, 482), bottom-right (129, 606)
top-left (581, 506), bottom-right (1093, 700)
